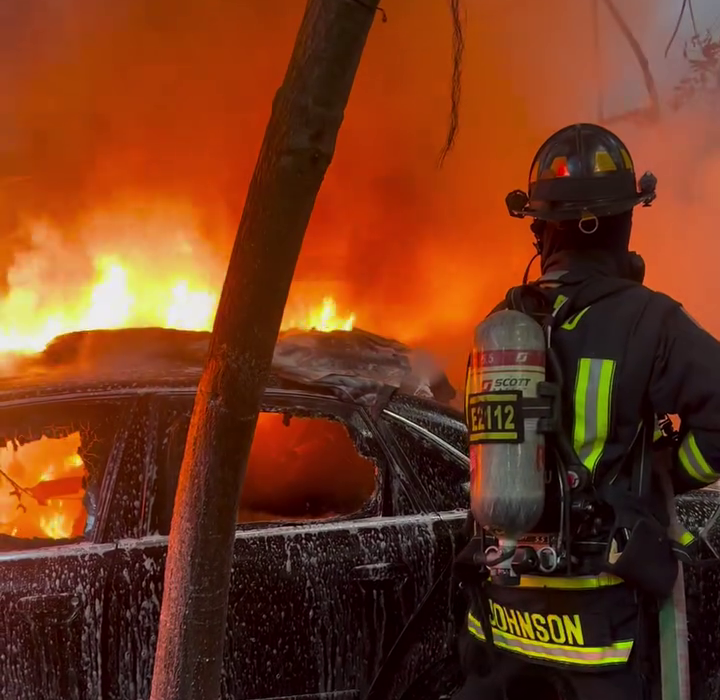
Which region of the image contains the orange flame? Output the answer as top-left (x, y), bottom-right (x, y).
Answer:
top-left (0, 205), bottom-right (355, 356)
top-left (0, 433), bottom-right (87, 541)
top-left (0, 204), bottom-right (357, 540)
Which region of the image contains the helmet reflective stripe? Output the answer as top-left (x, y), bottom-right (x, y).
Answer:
top-left (619, 147), bottom-right (633, 170)
top-left (594, 149), bottom-right (617, 173)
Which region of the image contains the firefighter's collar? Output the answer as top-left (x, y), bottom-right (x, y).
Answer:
top-left (540, 250), bottom-right (626, 282)
top-left (538, 269), bottom-right (568, 282)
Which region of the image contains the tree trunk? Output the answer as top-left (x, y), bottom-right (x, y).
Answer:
top-left (149, 2), bottom-right (380, 699)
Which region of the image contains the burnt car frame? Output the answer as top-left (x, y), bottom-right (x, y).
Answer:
top-left (0, 328), bottom-right (471, 700)
top-left (0, 327), bottom-right (718, 700)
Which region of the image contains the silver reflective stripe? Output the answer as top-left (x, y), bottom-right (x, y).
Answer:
top-left (572, 358), bottom-right (616, 472)
top-left (679, 432), bottom-right (718, 484)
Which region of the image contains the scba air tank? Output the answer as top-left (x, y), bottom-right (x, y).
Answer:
top-left (465, 309), bottom-right (547, 540)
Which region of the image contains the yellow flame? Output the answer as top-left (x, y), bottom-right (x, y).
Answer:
top-left (0, 209), bottom-right (355, 356)
top-left (1, 433), bottom-right (86, 540)
top-left (39, 512), bottom-right (72, 539)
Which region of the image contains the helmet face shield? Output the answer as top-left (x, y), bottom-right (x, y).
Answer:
top-left (507, 123), bottom-right (656, 221)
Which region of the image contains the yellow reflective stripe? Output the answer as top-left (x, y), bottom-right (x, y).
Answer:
top-left (553, 295), bottom-right (568, 312)
top-left (516, 573), bottom-right (624, 590)
top-left (678, 530), bottom-right (695, 547)
top-left (561, 306), bottom-right (590, 330)
top-left (573, 358), bottom-right (616, 472)
top-left (679, 432), bottom-right (718, 484)
top-left (467, 613), bottom-right (632, 666)
top-left (619, 148), bottom-right (633, 170)
top-left (654, 429), bottom-right (664, 442)
top-left (594, 149), bottom-right (617, 173)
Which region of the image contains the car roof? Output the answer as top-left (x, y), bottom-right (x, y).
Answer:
top-left (0, 327), bottom-right (458, 409)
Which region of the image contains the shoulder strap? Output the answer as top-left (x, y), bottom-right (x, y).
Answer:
top-left (502, 276), bottom-right (640, 330)
top-left (502, 283), bottom-right (554, 328)
top-left (551, 276), bottom-right (640, 328)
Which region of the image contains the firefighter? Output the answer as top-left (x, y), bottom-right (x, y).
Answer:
top-left (453, 123), bottom-right (720, 700)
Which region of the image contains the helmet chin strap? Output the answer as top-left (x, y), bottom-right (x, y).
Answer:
top-left (530, 219), bottom-right (545, 255)
top-left (522, 253), bottom-right (540, 285)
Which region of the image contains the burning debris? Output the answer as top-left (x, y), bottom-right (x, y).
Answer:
top-left (0, 287), bottom-right (355, 540)
top-left (0, 320), bottom-right (454, 541)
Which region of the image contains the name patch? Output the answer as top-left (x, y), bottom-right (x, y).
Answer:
top-left (488, 600), bottom-right (585, 646)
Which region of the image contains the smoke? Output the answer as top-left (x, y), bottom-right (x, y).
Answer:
top-left (0, 0), bottom-right (718, 390)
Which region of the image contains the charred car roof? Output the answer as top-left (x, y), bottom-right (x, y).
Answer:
top-left (0, 326), bottom-right (458, 407)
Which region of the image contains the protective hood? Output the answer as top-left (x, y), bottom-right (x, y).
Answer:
top-left (540, 211), bottom-right (633, 276)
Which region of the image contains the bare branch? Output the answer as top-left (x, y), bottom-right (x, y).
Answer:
top-left (437, 0), bottom-right (466, 167)
top-left (602, 0), bottom-right (660, 123)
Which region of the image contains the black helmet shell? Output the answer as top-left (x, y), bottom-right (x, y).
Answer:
top-left (508, 123), bottom-right (656, 221)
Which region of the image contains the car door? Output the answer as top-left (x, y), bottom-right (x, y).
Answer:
top-left (0, 394), bottom-right (138, 700)
top-left (365, 395), bottom-right (471, 699)
top-left (117, 388), bottom-right (406, 700)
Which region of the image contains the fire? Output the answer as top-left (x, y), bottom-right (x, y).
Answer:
top-left (0, 208), bottom-right (356, 357)
top-left (0, 205), bottom-right (357, 541)
top-left (0, 433), bottom-right (87, 541)
top-left (282, 297), bottom-right (356, 333)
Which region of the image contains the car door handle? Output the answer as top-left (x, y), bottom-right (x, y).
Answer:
top-left (17, 593), bottom-right (82, 625)
top-left (351, 562), bottom-right (410, 587)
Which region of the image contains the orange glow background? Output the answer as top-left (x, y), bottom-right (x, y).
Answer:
top-left (0, 0), bottom-right (718, 394)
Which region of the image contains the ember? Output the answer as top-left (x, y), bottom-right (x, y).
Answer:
top-left (0, 432), bottom-right (88, 540)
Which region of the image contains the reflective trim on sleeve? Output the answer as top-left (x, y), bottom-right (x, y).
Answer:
top-left (572, 358), bottom-right (617, 472)
top-left (467, 612), bottom-right (633, 667)
top-left (678, 432), bottom-right (719, 485)
top-left (677, 530), bottom-right (696, 547)
top-left (517, 573), bottom-right (624, 590)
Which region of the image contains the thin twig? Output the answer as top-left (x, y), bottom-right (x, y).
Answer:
top-left (603, 0), bottom-right (660, 122)
top-left (665, 0), bottom-right (689, 57)
top-left (688, 0), bottom-right (699, 38)
top-left (593, 0), bottom-right (604, 122)
top-left (0, 467), bottom-right (37, 506)
top-left (437, 0), bottom-right (465, 167)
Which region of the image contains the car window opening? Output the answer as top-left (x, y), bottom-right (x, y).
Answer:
top-left (0, 432), bottom-right (88, 540)
top-left (237, 412), bottom-right (377, 523)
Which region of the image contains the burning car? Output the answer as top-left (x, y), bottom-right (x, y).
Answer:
top-left (0, 326), bottom-right (470, 700)
top-left (0, 326), bottom-right (718, 700)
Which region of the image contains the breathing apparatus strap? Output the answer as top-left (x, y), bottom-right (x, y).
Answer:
top-left (503, 275), bottom-right (640, 334)
top-left (547, 275), bottom-right (640, 327)
top-left (502, 276), bottom-right (642, 487)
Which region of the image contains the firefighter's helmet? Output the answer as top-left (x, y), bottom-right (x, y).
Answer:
top-left (506, 123), bottom-right (657, 223)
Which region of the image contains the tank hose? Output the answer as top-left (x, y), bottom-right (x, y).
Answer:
top-left (468, 585), bottom-right (497, 662)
